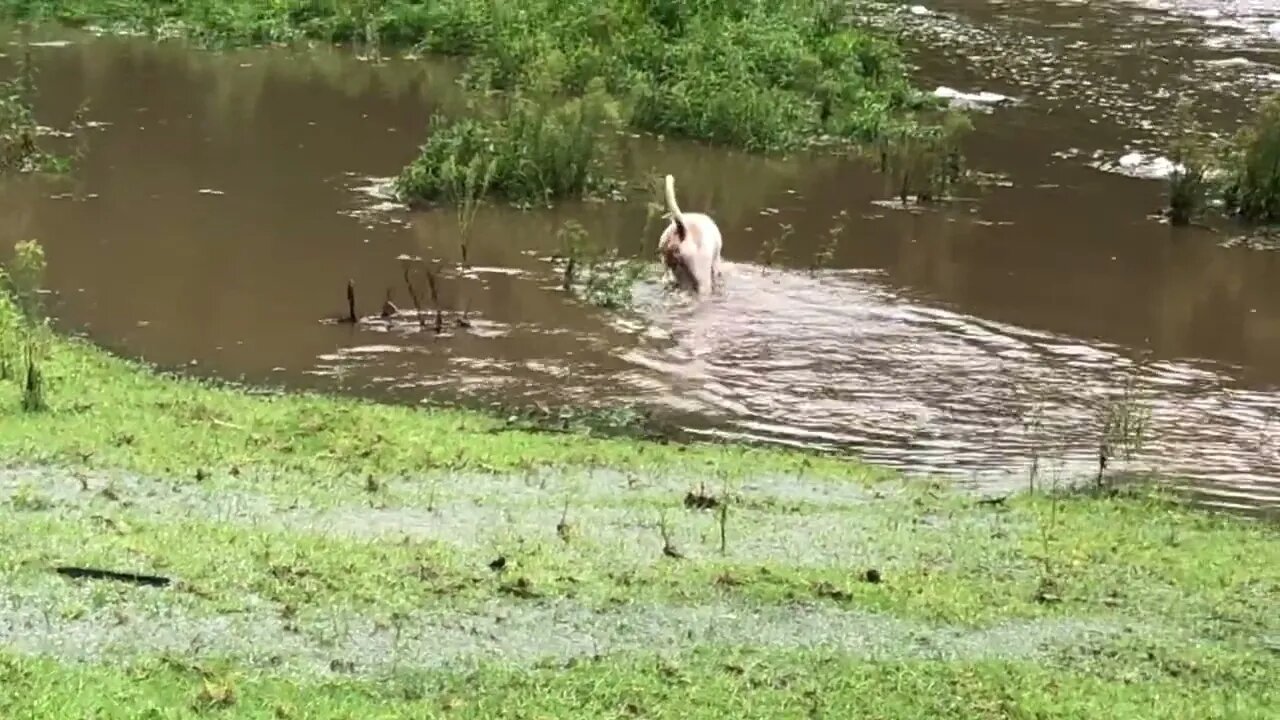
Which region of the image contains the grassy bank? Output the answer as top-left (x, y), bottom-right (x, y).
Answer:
top-left (0, 247), bottom-right (1278, 716)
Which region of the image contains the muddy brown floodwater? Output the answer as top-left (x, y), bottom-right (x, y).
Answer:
top-left (1, 0), bottom-right (1279, 516)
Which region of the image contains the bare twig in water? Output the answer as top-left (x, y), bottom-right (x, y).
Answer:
top-left (399, 259), bottom-right (426, 329)
top-left (381, 287), bottom-right (399, 318)
top-left (456, 298), bottom-right (472, 328)
top-left (562, 255), bottom-right (576, 292)
top-left (344, 279), bottom-right (357, 324)
top-left (423, 266), bottom-right (444, 333)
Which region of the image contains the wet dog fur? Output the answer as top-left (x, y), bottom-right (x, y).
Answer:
top-left (656, 174), bottom-right (722, 296)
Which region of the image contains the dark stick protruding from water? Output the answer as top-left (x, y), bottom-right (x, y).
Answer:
top-left (401, 264), bottom-right (425, 329)
top-left (381, 287), bottom-right (399, 318)
top-left (345, 279), bottom-right (357, 324)
top-left (424, 267), bottom-right (443, 333)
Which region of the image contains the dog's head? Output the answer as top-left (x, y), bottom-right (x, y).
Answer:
top-left (657, 220), bottom-right (692, 268)
top-left (657, 221), bottom-right (702, 291)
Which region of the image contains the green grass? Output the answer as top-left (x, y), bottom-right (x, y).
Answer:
top-left (2, 645), bottom-right (1277, 718)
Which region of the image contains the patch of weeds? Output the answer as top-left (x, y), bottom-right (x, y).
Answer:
top-left (555, 219), bottom-right (651, 310)
top-left (1220, 93), bottom-right (1280, 225)
top-left (8, 480), bottom-right (53, 511)
top-left (497, 399), bottom-right (672, 441)
top-left (395, 77), bottom-right (625, 208)
top-left (8, 1), bottom-right (971, 204)
top-left (0, 239), bottom-right (51, 411)
top-left (1165, 96), bottom-right (1216, 227)
top-left (810, 215), bottom-right (847, 273)
top-left (0, 47), bottom-right (75, 175)
top-left (1094, 360), bottom-right (1153, 486)
top-left (758, 223), bottom-right (792, 269)
top-left (874, 111), bottom-right (971, 205)
top-left (1165, 91), bottom-right (1280, 229)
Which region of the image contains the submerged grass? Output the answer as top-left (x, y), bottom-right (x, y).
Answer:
top-left (2, 452), bottom-right (1277, 715)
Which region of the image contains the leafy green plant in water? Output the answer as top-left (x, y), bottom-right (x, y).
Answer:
top-left (1220, 93), bottom-right (1280, 225)
top-left (0, 48), bottom-right (73, 175)
top-left (448, 155), bottom-right (497, 267)
top-left (395, 76), bottom-right (624, 208)
top-left (1166, 96), bottom-right (1216, 227)
top-left (1094, 360), bottom-right (1153, 487)
top-left (758, 223), bottom-right (792, 268)
top-left (0, 239), bottom-right (51, 411)
top-left (810, 215), bottom-right (846, 273)
top-left (556, 219), bottom-right (648, 310)
top-left (876, 111), bottom-right (971, 205)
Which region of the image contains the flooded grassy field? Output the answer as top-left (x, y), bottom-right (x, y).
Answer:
top-left (1, 0), bottom-right (1279, 519)
top-left (0, 2), bottom-right (1278, 714)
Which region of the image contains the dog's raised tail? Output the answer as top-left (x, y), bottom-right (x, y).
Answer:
top-left (664, 174), bottom-right (686, 238)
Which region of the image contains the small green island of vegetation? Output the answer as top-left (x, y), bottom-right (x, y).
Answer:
top-left (0, 0), bottom-right (961, 207)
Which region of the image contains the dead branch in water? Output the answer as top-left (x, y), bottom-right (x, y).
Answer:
top-left (344, 279), bottom-right (358, 323)
top-left (400, 260), bottom-right (426, 329)
top-left (381, 287), bottom-right (399, 318)
top-left (457, 297), bottom-right (472, 328)
top-left (562, 256), bottom-right (576, 292)
top-left (423, 266), bottom-right (444, 333)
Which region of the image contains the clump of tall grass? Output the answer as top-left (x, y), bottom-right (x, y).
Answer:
top-left (394, 77), bottom-right (624, 208)
top-left (1165, 97), bottom-right (1216, 227)
top-left (0, 239), bottom-right (51, 412)
top-left (875, 111), bottom-right (972, 205)
top-left (1164, 92), bottom-right (1280, 228)
top-left (1219, 93), bottom-right (1280, 225)
top-left (426, 0), bottom-right (928, 153)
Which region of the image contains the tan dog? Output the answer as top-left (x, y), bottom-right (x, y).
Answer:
top-left (656, 174), bottom-right (722, 296)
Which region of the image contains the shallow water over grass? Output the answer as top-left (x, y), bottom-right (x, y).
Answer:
top-left (2, 2), bottom-right (1280, 515)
